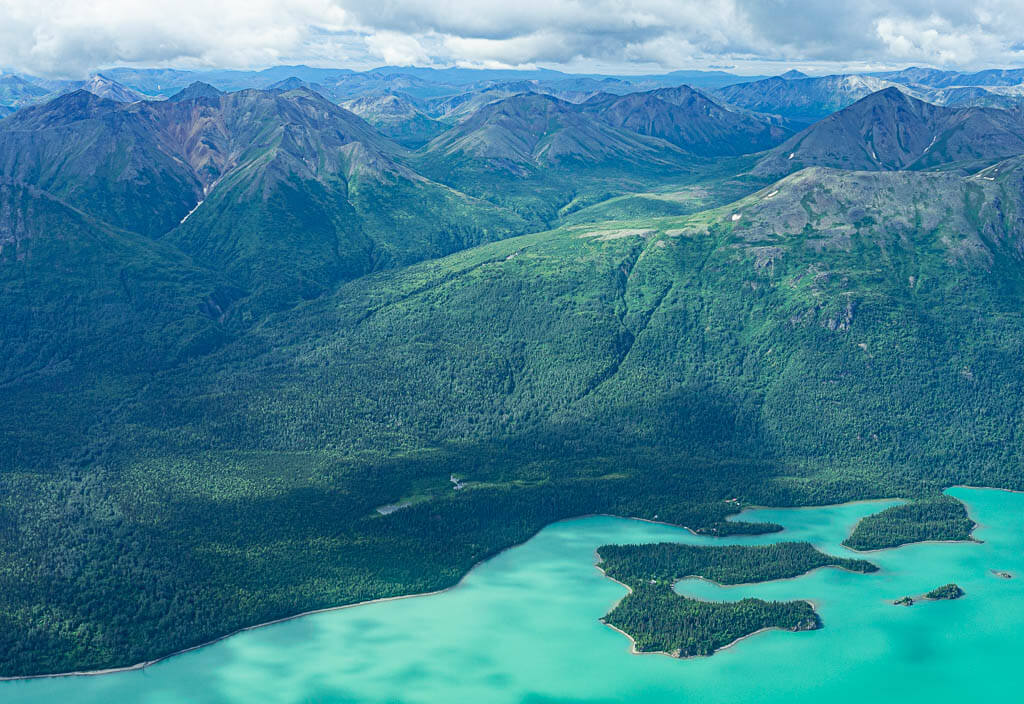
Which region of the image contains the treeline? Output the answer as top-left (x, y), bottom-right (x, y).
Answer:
top-left (843, 496), bottom-right (976, 550)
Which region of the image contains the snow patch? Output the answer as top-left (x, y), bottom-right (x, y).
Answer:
top-left (180, 200), bottom-right (204, 224)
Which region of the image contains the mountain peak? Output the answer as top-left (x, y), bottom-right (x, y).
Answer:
top-left (756, 85), bottom-right (1024, 176)
top-left (80, 74), bottom-right (145, 102)
top-left (168, 81), bottom-right (223, 102)
top-left (780, 69), bottom-right (809, 79)
top-left (268, 76), bottom-right (311, 92)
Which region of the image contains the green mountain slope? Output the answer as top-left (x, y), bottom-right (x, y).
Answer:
top-left (0, 182), bottom-right (232, 471)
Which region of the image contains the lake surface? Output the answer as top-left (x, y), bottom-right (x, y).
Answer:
top-left (5, 486), bottom-right (1022, 703)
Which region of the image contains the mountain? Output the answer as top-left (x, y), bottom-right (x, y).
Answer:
top-left (342, 92), bottom-right (448, 147)
top-left (932, 85), bottom-right (1024, 109)
top-left (11, 63), bottom-right (1024, 681)
top-left (878, 66), bottom-right (1024, 88)
top-left (0, 90), bottom-right (208, 236)
top-left (422, 93), bottom-right (690, 170)
top-left (266, 76), bottom-right (324, 93)
top-left (167, 81), bottom-right (224, 102)
top-left (755, 88), bottom-right (1024, 175)
top-left (582, 84), bottom-right (790, 155)
top-left (423, 83), bottom-right (539, 122)
top-left (0, 74), bottom-right (49, 112)
top-left (0, 87), bottom-right (528, 310)
top-left (75, 74), bottom-right (149, 102)
top-left (715, 74), bottom-right (907, 123)
top-left (0, 181), bottom-right (230, 382)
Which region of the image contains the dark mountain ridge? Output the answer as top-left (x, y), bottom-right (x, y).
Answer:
top-left (582, 84), bottom-right (790, 155)
top-left (756, 88), bottom-right (1024, 176)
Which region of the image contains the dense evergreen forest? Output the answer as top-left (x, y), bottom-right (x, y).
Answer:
top-left (597, 542), bottom-right (876, 655)
top-left (843, 496), bottom-right (976, 550)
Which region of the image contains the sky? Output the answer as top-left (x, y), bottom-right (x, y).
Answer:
top-left (2, 0), bottom-right (1024, 78)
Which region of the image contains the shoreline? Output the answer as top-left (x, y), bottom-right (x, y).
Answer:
top-left (4, 485), bottom-right (1014, 682)
top-left (0, 510), bottom-right (711, 682)
top-left (0, 586), bottom-right (456, 683)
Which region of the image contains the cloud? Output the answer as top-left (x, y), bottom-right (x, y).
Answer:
top-left (364, 31), bottom-right (432, 66)
top-left (1, 0), bottom-right (1024, 76)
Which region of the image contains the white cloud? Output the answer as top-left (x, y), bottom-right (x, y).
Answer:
top-left (1, 0), bottom-right (1024, 76)
top-left (364, 31), bottom-right (432, 66)
top-left (875, 13), bottom-right (1001, 66)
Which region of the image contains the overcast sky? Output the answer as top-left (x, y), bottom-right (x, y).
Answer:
top-left (2, 0), bottom-right (1024, 77)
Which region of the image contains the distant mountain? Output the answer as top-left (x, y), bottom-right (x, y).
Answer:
top-left (424, 83), bottom-right (538, 122)
top-left (715, 74), bottom-right (904, 123)
top-left (930, 85), bottom-right (1024, 110)
top-left (75, 74), bottom-right (149, 102)
top-left (167, 81), bottom-right (224, 102)
top-left (582, 85), bottom-right (790, 155)
top-left (0, 74), bottom-right (49, 112)
top-left (422, 93), bottom-right (689, 172)
top-left (877, 66), bottom-right (1024, 88)
top-left (342, 92), bottom-right (448, 147)
top-left (755, 88), bottom-right (1024, 176)
top-left (267, 76), bottom-right (325, 93)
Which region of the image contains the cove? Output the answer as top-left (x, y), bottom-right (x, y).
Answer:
top-left (4, 486), bottom-right (1022, 703)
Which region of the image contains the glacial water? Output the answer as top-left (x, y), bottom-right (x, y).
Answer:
top-left (5, 486), bottom-right (1022, 703)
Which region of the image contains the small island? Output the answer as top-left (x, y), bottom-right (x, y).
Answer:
top-left (925, 583), bottom-right (965, 600)
top-left (844, 496), bottom-right (976, 551)
top-left (597, 542), bottom-right (877, 657)
top-left (894, 583), bottom-right (964, 606)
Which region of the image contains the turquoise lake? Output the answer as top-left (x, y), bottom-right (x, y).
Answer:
top-left (5, 486), bottom-right (1022, 703)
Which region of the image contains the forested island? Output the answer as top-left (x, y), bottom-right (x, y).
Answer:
top-left (894, 583), bottom-right (964, 605)
top-left (597, 542), bottom-right (877, 656)
top-left (844, 497), bottom-right (976, 551)
top-left (925, 583), bottom-right (965, 600)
